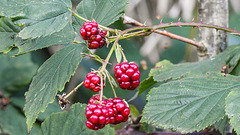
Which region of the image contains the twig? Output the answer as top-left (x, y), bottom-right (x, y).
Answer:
top-left (122, 14), bottom-right (204, 50)
top-left (64, 81), bottom-right (84, 99)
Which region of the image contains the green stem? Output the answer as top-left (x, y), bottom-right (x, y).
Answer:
top-left (119, 45), bottom-right (128, 62)
top-left (71, 10), bottom-right (115, 33)
top-left (99, 73), bottom-right (103, 103)
top-left (100, 34), bottom-right (122, 72)
top-left (108, 30), bottom-right (149, 42)
top-left (65, 81), bottom-right (84, 99)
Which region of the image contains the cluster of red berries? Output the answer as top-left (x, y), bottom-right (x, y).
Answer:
top-left (114, 62), bottom-right (140, 90)
top-left (80, 21), bottom-right (107, 49)
top-left (83, 72), bottom-right (105, 92)
top-left (85, 95), bottom-right (130, 130)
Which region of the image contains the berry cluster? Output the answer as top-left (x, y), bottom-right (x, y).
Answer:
top-left (85, 95), bottom-right (130, 130)
top-left (114, 62), bottom-right (140, 90)
top-left (83, 72), bottom-right (105, 92)
top-left (106, 97), bottom-right (129, 124)
top-left (80, 21), bottom-right (107, 49)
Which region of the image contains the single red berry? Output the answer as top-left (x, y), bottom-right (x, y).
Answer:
top-left (91, 27), bottom-right (99, 35)
top-left (99, 40), bottom-right (105, 48)
top-left (116, 102), bottom-right (126, 112)
top-left (131, 80), bottom-right (140, 87)
top-left (93, 108), bottom-right (102, 116)
top-left (80, 27), bottom-right (86, 36)
top-left (86, 120), bottom-right (95, 129)
top-left (86, 73), bottom-right (95, 79)
top-left (84, 24), bottom-right (93, 31)
top-left (89, 115), bottom-right (98, 124)
top-left (83, 79), bottom-right (90, 88)
top-left (85, 110), bottom-right (93, 119)
top-left (96, 34), bottom-right (102, 41)
top-left (121, 107), bottom-right (130, 117)
top-left (91, 75), bottom-right (100, 84)
top-left (131, 72), bottom-right (140, 81)
top-left (121, 74), bottom-right (130, 82)
top-left (119, 82), bottom-right (130, 89)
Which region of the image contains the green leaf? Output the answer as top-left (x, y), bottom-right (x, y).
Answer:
top-left (16, 23), bottom-right (75, 55)
top-left (38, 103), bottom-right (115, 135)
top-left (0, 17), bottom-right (21, 53)
top-left (24, 44), bottom-right (87, 132)
top-left (129, 105), bottom-right (140, 118)
top-left (0, 105), bottom-right (40, 135)
top-left (0, 50), bottom-right (38, 95)
top-left (115, 44), bottom-right (122, 64)
top-left (231, 61), bottom-right (240, 75)
top-left (151, 45), bottom-right (240, 82)
top-left (138, 60), bottom-right (173, 95)
top-left (214, 116), bottom-right (228, 135)
top-left (141, 73), bottom-right (240, 133)
top-left (74, 0), bottom-right (128, 26)
top-left (138, 76), bottom-right (157, 95)
top-left (0, 0), bottom-right (72, 39)
top-left (226, 89), bottom-right (240, 134)
top-left (139, 123), bottom-right (156, 134)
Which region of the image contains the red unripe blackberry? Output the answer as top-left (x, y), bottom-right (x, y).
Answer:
top-left (84, 72), bottom-right (104, 92)
top-left (114, 62), bottom-right (141, 90)
top-left (79, 21), bottom-right (107, 49)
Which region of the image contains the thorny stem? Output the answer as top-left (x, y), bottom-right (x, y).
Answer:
top-left (71, 10), bottom-right (115, 33)
top-left (122, 15), bottom-right (204, 49)
top-left (99, 73), bottom-right (103, 103)
top-left (122, 14), bottom-right (240, 50)
top-left (65, 81), bottom-right (84, 99)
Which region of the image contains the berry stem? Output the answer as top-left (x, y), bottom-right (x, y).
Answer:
top-left (118, 45), bottom-right (128, 62)
top-left (100, 33), bottom-right (122, 73)
top-left (107, 75), bottom-right (117, 98)
top-left (71, 10), bottom-right (115, 33)
top-left (81, 53), bottom-right (104, 64)
top-left (99, 73), bottom-right (103, 103)
top-left (64, 81), bottom-right (84, 99)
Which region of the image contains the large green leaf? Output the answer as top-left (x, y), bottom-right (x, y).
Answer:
top-left (74, 0), bottom-right (128, 29)
top-left (38, 103), bottom-right (115, 135)
top-left (0, 50), bottom-right (38, 95)
top-left (0, 105), bottom-right (40, 135)
top-left (226, 89), bottom-right (240, 134)
top-left (24, 44), bottom-right (87, 132)
top-left (0, 0), bottom-right (72, 39)
top-left (150, 45), bottom-right (240, 83)
top-left (0, 17), bottom-right (21, 53)
top-left (141, 73), bottom-right (240, 133)
top-left (16, 23), bottom-right (75, 55)
top-left (11, 96), bottom-right (62, 121)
